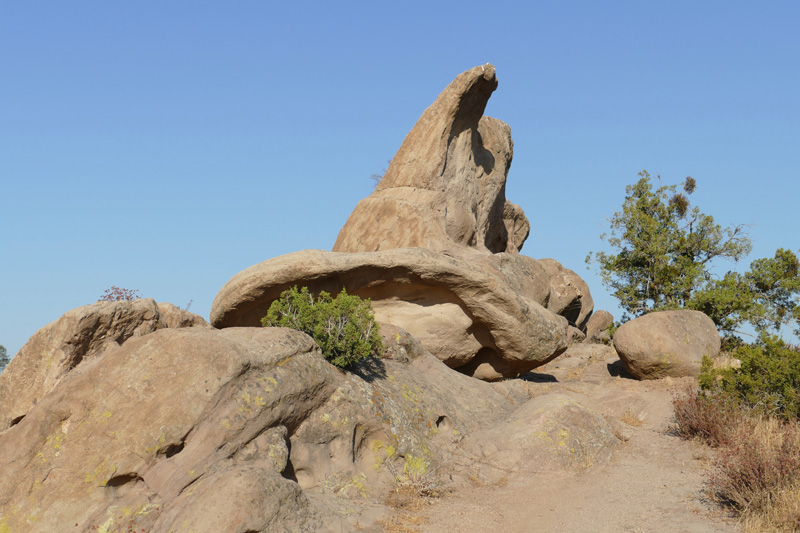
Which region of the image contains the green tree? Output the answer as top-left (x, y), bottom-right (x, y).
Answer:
top-left (688, 249), bottom-right (800, 337)
top-left (588, 171), bottom-right (751, 319)
top-left (0, 344), bottom-right (9, 370)
top-left (588, 172), bottom-right (800, 338)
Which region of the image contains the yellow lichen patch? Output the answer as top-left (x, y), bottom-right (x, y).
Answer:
top-left (0, 516), bottom-right (12, 533)
top-left (403, 455), bottom-right (428, 477)
top-left (254, 395), bottom-right (267, 407)
top-left (557, 428), bottom-right (570, 447)
top-left (84, 459), bottom-right (116, 490)
top-left (45, 433), bottom-right (66, 451)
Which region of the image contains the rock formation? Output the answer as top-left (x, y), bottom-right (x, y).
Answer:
top-left (211, 64), bottom-right (595, 381)
top-left (0, 65), bottom-right (623, 532)
top-left (0, 300), bottom-right (618, 532)
top-left (613, 310), bottom-right (721, 379)
top-left (0, 298), bottom-right (209, 432)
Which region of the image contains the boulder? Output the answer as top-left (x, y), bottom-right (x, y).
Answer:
top-left (210, 248), bottom-right (573, 381)
top-left (0, 298), bottom-right (209, 432)
top-left (540, 343), bottom-right (617, 382)
top-left (584, 309), bottom-right (614, 344)
top-left (613, 310), bottom-right (721, 379)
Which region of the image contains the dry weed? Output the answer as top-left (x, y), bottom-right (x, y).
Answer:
top-left (674, 385), bottom-right (800, 529)
top-left (711, 416), bottom-right (800, 513)
top-left (620, 406), bottom-right (644, 427)
top-left (672, 385), bottom-right (746, 446)
top-left (377, 511), bottom-right (429, 533)
top-left (740, 480), bottom-right (800, 532)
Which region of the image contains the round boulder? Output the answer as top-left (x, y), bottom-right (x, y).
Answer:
top-left (613, 310), bottom-right (720, 379)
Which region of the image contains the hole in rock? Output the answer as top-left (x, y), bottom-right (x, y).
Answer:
top-left (282, 457), bottom-right (299, 483)
top-left (10, 415), bottom-right (24, 427)
top-left (106, 472), bottom-right (142, 488)
top-left (435, 416), bottom-right (451, 429)
top-left (162, 441), bottom-right (185, 458)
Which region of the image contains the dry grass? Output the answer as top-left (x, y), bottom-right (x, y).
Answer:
top-left (673, 386), bottom-right (800, 530)
top-left (378, 511), bottom-right (429, 533)
top-left (740, 480), bottom-right (800, 532)
top-left (620, 406), bottom-right (644, 427)
top-left (380, 459), bottom-right (448, 532)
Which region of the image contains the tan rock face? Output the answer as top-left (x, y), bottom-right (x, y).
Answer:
top-left (210, 248), bottom-right (576, 380)
top-left (613, 310), bottom-right (721, 379)
top-left (584, 309), bottom-right (614, 344)
top-left (0, 298), bottom-right (209, 432)
top-left (211, 64), bottom-right (595, 380)
top-left (0, 327), bottom-right (330, 532)
top-left (333, 65), bottom-right (524, 255)
top-left (0, 315), bottom-right (616, 532)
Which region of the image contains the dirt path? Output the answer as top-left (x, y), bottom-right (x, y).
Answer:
top-left (391, 354), bottom-right (739, 533)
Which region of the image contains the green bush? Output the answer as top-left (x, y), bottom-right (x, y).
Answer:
top-left (261, 286), bottom-right (384, 369)
top-left (700, 335), bottom-right (800, 420)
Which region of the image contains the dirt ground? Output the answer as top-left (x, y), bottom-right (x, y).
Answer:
top-left (382, 351), bottom-right (740, 533)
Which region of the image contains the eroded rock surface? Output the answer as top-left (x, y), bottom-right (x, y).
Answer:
top-left (210, 248), bottom-right (580, 380)
top-left (0, 298), bottom-right (209, 432)
top-left (613, 310), bottom-right (720, 379)
top-left (334, 65), bottom-right (521, 255)
top-left (211, 64), bottom-right (594, 380)
top-left (0, 317), bottom-right (617, 532)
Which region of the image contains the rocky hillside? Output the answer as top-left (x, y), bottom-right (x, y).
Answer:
top-left (0, 65), bottom-right (722, 532)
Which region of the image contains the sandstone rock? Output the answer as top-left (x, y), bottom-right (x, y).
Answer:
top-left (613, 310), bottom-right (721, 379)
top-left (210, 248), bottom-right (571, 380)
top-left (502, 200), bottom-right (531, 253)
top-left (0, 327), bottom-right (329, 532)
top-left (0, 298), bottom-right (209, 432)
top-left (462, 393), bottom-right (619, 483)
top-left (0, 320), bottom-right (536, 531)
top-left (539, 343), bottom-right (618, 382)
top-left (333, 64), bottom-right (522, 255)
top-left (584, 309), bottom-right (614, 344)
top-left (207, 65), bottom-right (595, 381)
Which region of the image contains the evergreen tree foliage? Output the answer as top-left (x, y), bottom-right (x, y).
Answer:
top-left (589, 171), bottom-right (800, 339)
top-left (261, 286), bottom-right (384, 369)
top-left (588, 171), bottom-right (751, 320)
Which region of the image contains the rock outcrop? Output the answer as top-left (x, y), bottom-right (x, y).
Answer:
top-left (210, 64), bottom-right (595, 380)
top-left (211, 248), bottom-right (576, 380)
top-left (333, 65), bottom-right (522, 255)
top-left (0, 308), bottom-right (619, 532)
top-left (613, 310), bottom-right (721, 379)
top-left (0, 298), bottom-right (209, 432)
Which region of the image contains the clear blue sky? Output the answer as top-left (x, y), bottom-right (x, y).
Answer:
top-left (2, 1), bottom-right (798, 357)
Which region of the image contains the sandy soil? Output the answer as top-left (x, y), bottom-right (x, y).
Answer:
top-left (382, 352), bottom-right (739, 533)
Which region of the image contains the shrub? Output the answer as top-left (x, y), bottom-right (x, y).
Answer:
top-left (700, 335), bottom-right (800, 420)
top-left (98, 286), bottom-right (141, 302)
top-left (672, 386), bottom-right (745, 446)
top-left (261, 286), bottom-right (384, 369)
top-left (674, 386), bottom-right (800, 530)
top-left (711, 416), bottom-right (800, 519)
